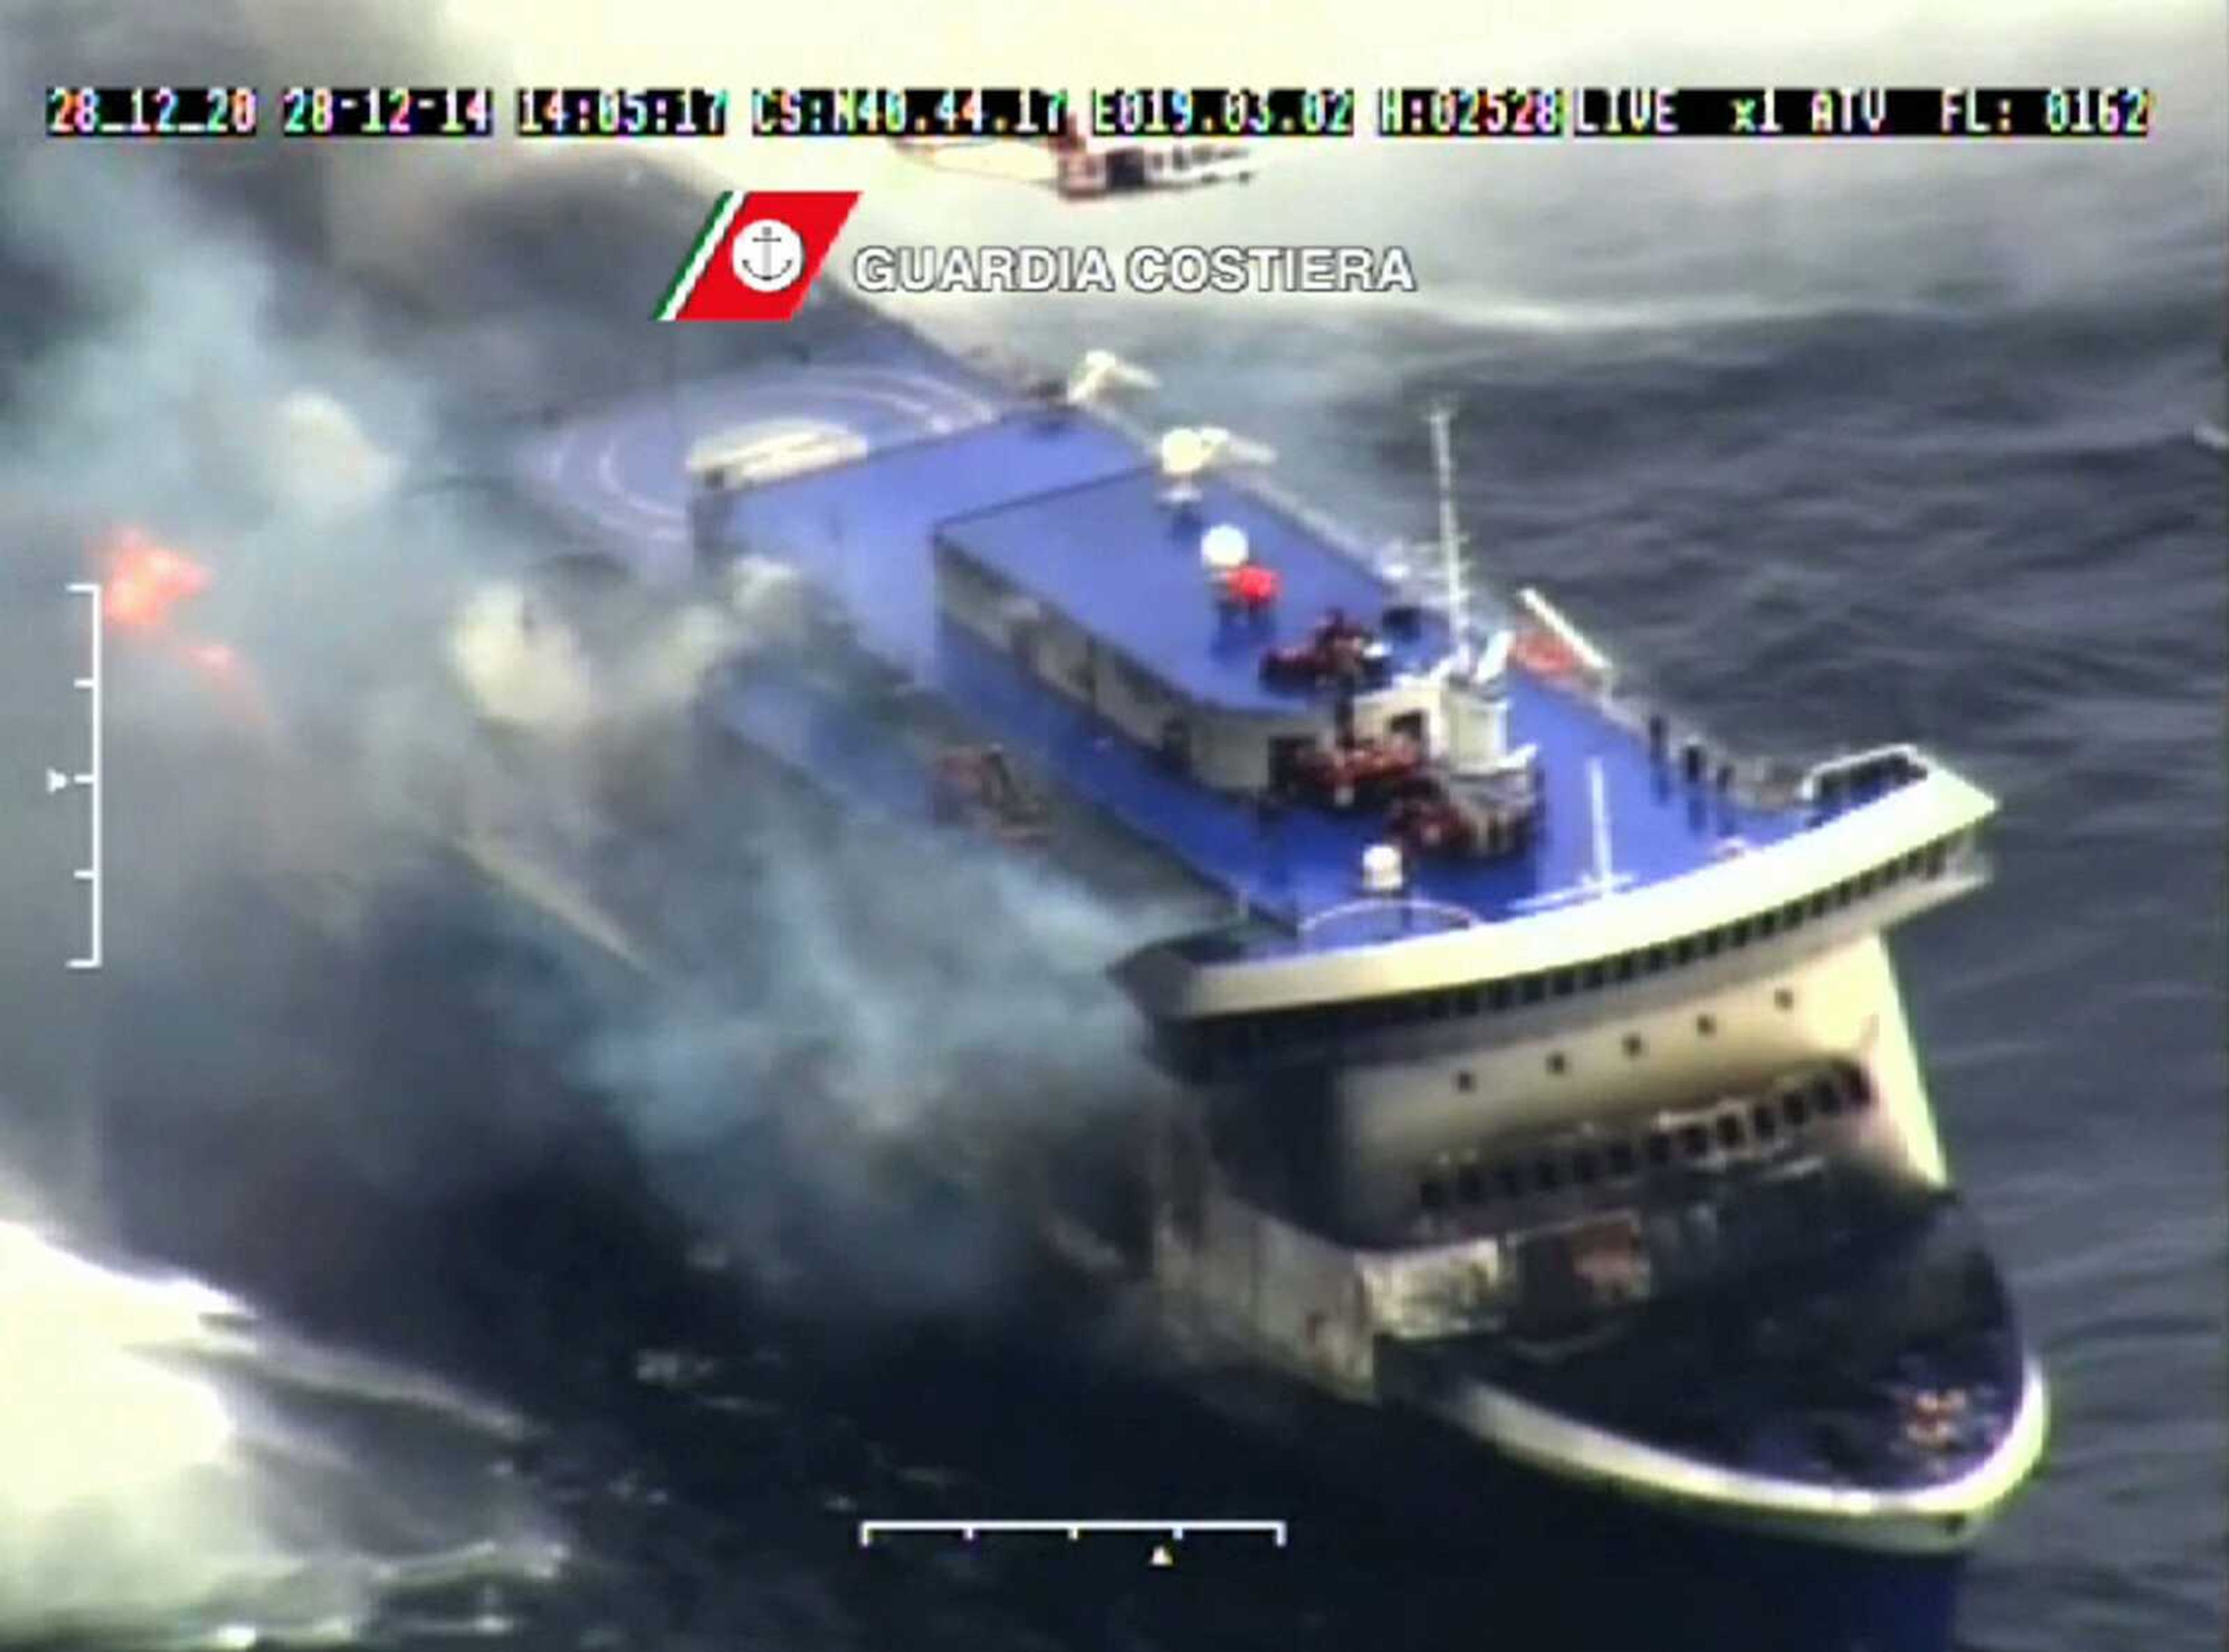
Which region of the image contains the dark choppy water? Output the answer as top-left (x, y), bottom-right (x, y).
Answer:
top-left (0, 5), bottom-right (2223, 1649)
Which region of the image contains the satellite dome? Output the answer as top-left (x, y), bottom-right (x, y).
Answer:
top-left (1360, 842), bottom-right (1405, 894)
top-left (1159, 426), bottom-right (1210, 477)
top-left (1200, 523), bottom-right (1250, 572)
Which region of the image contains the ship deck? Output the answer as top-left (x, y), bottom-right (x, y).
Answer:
top-left (516, 322), bottom-right (1817, 949)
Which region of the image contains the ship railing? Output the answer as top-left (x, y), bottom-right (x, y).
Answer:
top-left (1296, 896), bottom-right (1485, 948)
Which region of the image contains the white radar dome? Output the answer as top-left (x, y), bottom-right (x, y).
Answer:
top-left (1200, 523), bottom-right (1250, 572)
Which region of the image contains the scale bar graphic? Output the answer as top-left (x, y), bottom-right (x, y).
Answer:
top-left (64, 582), bottom-right (102, 971)
top-left (858, 1518), bottom-right (1287, 1548)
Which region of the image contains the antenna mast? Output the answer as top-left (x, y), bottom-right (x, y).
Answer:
top-left (1426, 401), bottom-right (1470, 668)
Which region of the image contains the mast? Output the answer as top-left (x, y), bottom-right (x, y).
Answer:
top-left (1427, 401), bottom-right (1469, 668)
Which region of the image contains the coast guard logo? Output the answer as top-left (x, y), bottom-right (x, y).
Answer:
top-left (730, 217), bottom-right (805, 292)
top-left (657, 190), bottom-right (859, 323)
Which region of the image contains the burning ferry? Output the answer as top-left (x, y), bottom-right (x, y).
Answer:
top-left (505, 313), bottom-right (2046, 1624)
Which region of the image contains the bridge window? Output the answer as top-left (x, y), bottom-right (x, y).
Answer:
top-left (1646, 1131), bottom-right (1672, 1167)
top-left (1456, 1164), bottom-right (1483, 1203)
top-left (1420, 1176), bottom-right (1447, 1212)
top-left (1672, 938), bottom-right (1696, 965)
top-left (1840, 1065), bottom-right (1873, 1108)
top-left (1751, 1102), bottom-right (1779, 1140)
top-left (1582, 961), bottom-right (1607, 990)
top-left (1678, 1123), bottom-right (1709, 1159)
top-left (1457, 986), bottom-right (1482, 1015)
top-left (1496, 1166), bottom-right (1524, 1199)
top-left (1702, 929), bottom-right (1723, 957)
top-left (1550, 970), bottom-right (1576, 998)
top-left (1487, 981), bottom-right (1512, 1011)
top-left (1781, 1088), bottom-right (1811, 1127)
top-left (1534, 1159), bottom-right (1563, 1192)
top-left (1520, 976), bottom-right (1545, 1005)
top-left (1812, 1074), bottom-right (1845, 1116)
top-left (1924, 840), bottom-right (1948, 877)
top-left (1572, 1151), bottom-right (1600, 1185)
top-left (1716, 1113), bottom-right (1745, 1150)
top-left (1614, 954), bottom-right (1638, 983)
top-left (1755, 911), bottom-right (1780, 938)
top-left (1607, 1141), bottom-right (1636, 1178)
top-left (1808, 892), bottom-right (1829, 919)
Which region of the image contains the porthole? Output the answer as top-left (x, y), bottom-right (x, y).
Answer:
top-left (1696, 1013), bottom-right (1717, 1037)
top-left (1455, 1069), bottom-right (1475, 1094)
top-left (1624, 1033), bottom-right (1646, 1058)
top-left (1774, 986), bottom-right (1796, 1011)
top-left (1546, 1051), bottom-right (1568, 1076)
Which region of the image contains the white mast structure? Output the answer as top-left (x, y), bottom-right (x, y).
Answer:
top-left (1427, 402), bottom-right (1513, 773)
top-left (1428, 401), bottom-right (1470, 669)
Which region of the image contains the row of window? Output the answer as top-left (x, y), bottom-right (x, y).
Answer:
top-left (1181, 831), bottom-right (1965, 1070)
top-left (1418, 1063), bottom-right (1875, 1217)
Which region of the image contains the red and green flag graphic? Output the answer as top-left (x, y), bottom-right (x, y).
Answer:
top-left (655, 190), bottom-right (860, 323)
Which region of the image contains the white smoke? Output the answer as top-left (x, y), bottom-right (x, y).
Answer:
top-left (269, 389), bottom-right (405, 521)
top-left (446, 584), bottom-right (601, 735)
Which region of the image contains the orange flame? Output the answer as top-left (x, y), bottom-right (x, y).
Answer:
top-left (102, 526), bottom-right (212, 632)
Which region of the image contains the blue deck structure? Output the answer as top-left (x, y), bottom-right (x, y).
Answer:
top-left (516, 333), bottom-right (1817, 951)
top-left (936, 470), bottom-right (1445, 712)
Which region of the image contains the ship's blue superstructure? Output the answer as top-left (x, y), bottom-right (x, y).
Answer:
top-left (523, 323), bottom-right (1816, 943)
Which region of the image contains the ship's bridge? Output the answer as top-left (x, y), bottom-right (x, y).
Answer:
top-left (1114, 751), bottom-right (1996, 1075)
